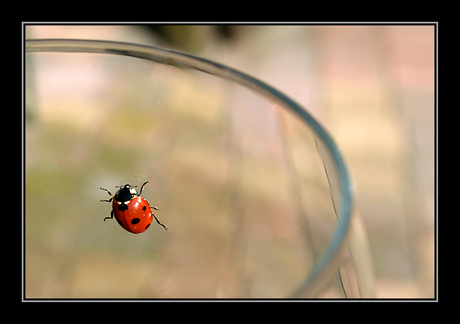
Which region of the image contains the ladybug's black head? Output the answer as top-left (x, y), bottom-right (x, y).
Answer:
top-left (114, 184), bottom-right (138, 202)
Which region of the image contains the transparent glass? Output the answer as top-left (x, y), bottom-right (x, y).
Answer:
top-left (25, 39), bottom-right (374, 298)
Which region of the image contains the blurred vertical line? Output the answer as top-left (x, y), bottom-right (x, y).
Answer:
top-left (315, 114), bottom-right (374, 298)
top-left (315, 138), bottom-right (353, 297)
top-left (275, 107), bottom-right (324, 296)
top-left (222, 88), bottom-right (250, 297)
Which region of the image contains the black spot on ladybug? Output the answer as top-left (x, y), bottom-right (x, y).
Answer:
top-left (131, 218), bottom-right (140, 225)
top-left (118, 203), bottom-right (128, 211)
top-left (145, 223), bottom-right (151, 230)
top-left (142, 206), bottom-right (147, 211)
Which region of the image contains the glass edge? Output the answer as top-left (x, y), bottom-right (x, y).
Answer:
top-left (25, 38), bottom-right (355, 297)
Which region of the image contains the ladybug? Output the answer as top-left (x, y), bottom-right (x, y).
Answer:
top-left (100, 181), bottom-right (167, 234)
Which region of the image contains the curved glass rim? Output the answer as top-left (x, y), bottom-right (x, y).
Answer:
top-left (25, 39), bottom-right (354, 297)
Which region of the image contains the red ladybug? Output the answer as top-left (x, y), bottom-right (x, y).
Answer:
top-left (100, 181), bottom-right (167, 234)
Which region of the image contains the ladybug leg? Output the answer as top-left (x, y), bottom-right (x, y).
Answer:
top-left (104, 210), bottom-right (114, 222)
top-left (100, 187), bottom-right (113, 203)
top-left (152, 211), bottom-right (167, 230)
top-left (138, 181), bottom-right (148, 196)
top-left (145, 198), bottom-right (159, 210)
top-left (145, 198), bottom-right (166, 229)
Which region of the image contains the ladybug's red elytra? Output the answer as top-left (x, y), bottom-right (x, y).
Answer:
top-left (100, 181), bottom-right (167, 234)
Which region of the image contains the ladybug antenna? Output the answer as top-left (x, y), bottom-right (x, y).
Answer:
top-left (139, 181), bottom-right (149, 196)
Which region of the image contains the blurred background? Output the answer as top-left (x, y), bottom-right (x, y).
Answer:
top-left (25, 24), bottom-right (435, 298)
